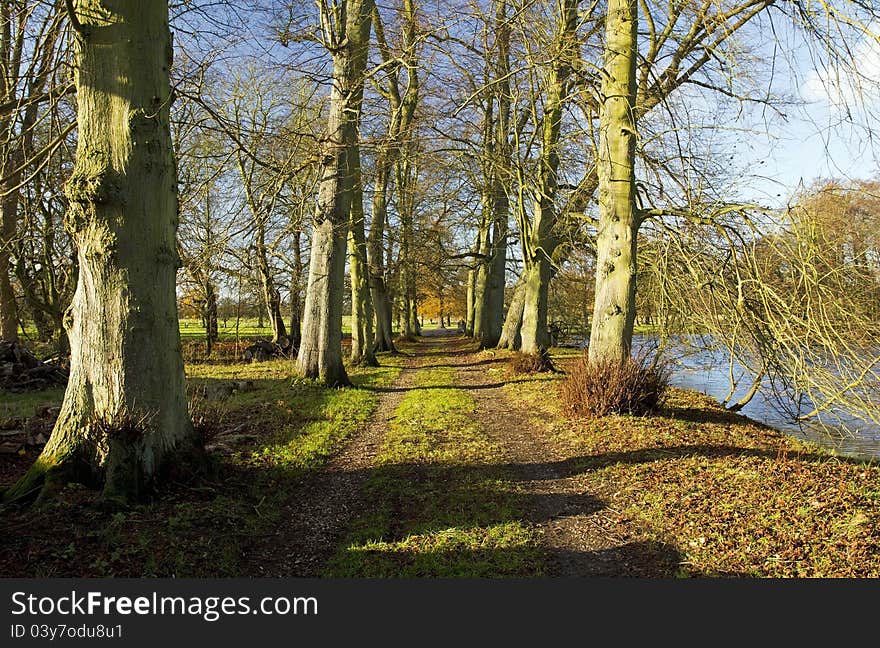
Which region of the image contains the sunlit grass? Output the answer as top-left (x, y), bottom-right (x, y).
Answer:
top-left (178, 317), bottom-right (353, 340)
top-left (327, 365), bottom-right (546, 577)
top-left (501, 352), bottom-right (880, 577)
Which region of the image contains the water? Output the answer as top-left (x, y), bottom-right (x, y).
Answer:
top-left (577, 335), bottom-right (880, 461)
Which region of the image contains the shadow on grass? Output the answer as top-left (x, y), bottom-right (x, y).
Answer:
top-left (662, 403), bottom-right (774, 428)
top-left (0, 373), bottom-right (380, 578)
top-left (2, 373), bottom-right (768, 579)
top-left (321, 455), bottom-right (714, 577)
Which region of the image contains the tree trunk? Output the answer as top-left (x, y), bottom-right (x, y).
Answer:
top-left (472, 0), bottom-right (510, 350)
top-left (465, 232), bottom-right (479, 337)
top-left (398, 157), bottom-right (417, 340)
top-left (472, 218), bottom-right (491, 342)
top-left (588, 0), bottom-right (639, 365)
top-left (480, 200), bottom-right (507, 348)
top-left (0, 192), bottom-right (19, 341)
top-left (498, 276), bottom-right (525, 350)
top-left (6, 1), bottom-right (201, 503)
top-left (517, 0), bottom-right (577, 360)
top-left (296, 0), bottom-right (373, 386)
top-left (349, 146), bottom-right (377, 365)
top-left (252, 217), bottom-right (286, 345)
top-left (204, 278), bottom-right (218, 356)
top-left (367, 153), bottom-right (396, 353)
top-left (289, 228), bottom-right (302, 352)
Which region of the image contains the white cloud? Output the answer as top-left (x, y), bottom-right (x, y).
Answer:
top-left (801, 28), bottom-right (880, 112)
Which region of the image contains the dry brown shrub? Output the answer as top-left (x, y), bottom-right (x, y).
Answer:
top-left (509, 351), bottom-right (554, 374)
top-left (560, 353), bottom-right (670, 417)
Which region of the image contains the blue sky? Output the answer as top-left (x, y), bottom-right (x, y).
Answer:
top-left (734, 15), bottom-right (880, 204)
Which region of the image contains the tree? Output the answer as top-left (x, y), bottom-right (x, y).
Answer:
top-left (1, 1), bottom-right (69, 341)
top-left (587, 0), bottom-right (638, 365)
top-left (6, 0), bottom-right (201, 502)
top-left (348, 132), bottom-right (377, 365)
top-left (368, 0), bottom-right (420, 348)
top-left (471, 0), bottom-right (512, 349)
top-left (517, 0), bottom-right (582, 363)
top-left (296, 0), bottom-right (374, 386)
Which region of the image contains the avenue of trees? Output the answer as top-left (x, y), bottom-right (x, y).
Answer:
top-left (2, 0), bottom-right (880, 501)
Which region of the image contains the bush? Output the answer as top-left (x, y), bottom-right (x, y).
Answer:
top-left (509, 351), bottom-right (554, 375)
top-left (560, 353), bottom-right (670, 417)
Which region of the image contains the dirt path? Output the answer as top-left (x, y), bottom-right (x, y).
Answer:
top-left (253, 330), bottom-right (660, 576)
top-left (245, 351), bottom-right (421, 577)
top-left (449, 339), bottom-right (651, 576)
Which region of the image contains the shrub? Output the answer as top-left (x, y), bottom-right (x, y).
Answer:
top-left (509, 351), bottom-right (554, 374)
top-left (560, 353), bottom-right (670, 417)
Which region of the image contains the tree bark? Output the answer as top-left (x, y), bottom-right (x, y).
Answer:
top-left (0, 199), bottom-right (19, 341)
top-left (588, 0), bottom-right (639, 365)
top-left (204, 278), bottom-right (218, 356)
top-left (289, 228), bottom-right (302, 352)
top-left (348, 145), bottom-right (377, 365)
top-left (518, 0), bottom-right (577, 358)
top-left (255, 243), bottom-right (287, 345)
top-left (6, 0), bottom-right (201, 503)
top-left (465, 232), bottom-right (479, 336)
top-left (479, 195), bottom-right (508, 348)
top-left (367, 152), bottom-right (396, 352)
top-left (472, 0), bottom-right (510, 349)
top-left (296, 0), bottom-right (373, 386)
top-left (498, 275), bottom-right (525, 350)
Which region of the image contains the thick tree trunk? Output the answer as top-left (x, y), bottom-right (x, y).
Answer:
top-left (480, 201), bottom-right (507, 348)
top-left (465, 268), bottom-right (475, 336)
top-left (296, 0), bottom-right (373, 386)
top-left (472, 219), bottom-right (491, 342)
top-left (588, 0), bottom-right (639, 365)
top-left (517, 0), bottom-right (577, 360)
top-left (349, 146), bottom-right (377, 365)
top-left (472, 0), bottom-right (510, 350)
top-left (6, 1), bottom-right (200, 503)
top-left (520, 260), bottom-right (553, 355)
top-left (498, 276), bottom-right (525, 350)
top-left (473, 199), bottom-right (508, 349)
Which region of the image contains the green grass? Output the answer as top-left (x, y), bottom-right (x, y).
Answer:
top-left (0, 355), bottom-right (402, 577)
top-left (0, 388), bottom-right (64, 420)
top-left (326, 365), bottom-right (547, 577)
top-left (179, 317), bottom-right (353, 340)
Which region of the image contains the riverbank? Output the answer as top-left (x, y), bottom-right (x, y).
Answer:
top-left (1, 332), bottom-right (878, 577)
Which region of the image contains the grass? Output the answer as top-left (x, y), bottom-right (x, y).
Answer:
top-left (501, 354), bottom-right (880, 577)
top-left (326, 365), bottom-right (547, 577)
top-left (0, 388), bottom-right (64, 420)
top-left (178, 317), bottom-right (353, 341)
top-left (0, 354), bottom-right (402, 577)
top-left (2, 337), bottom-right (879, 577)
